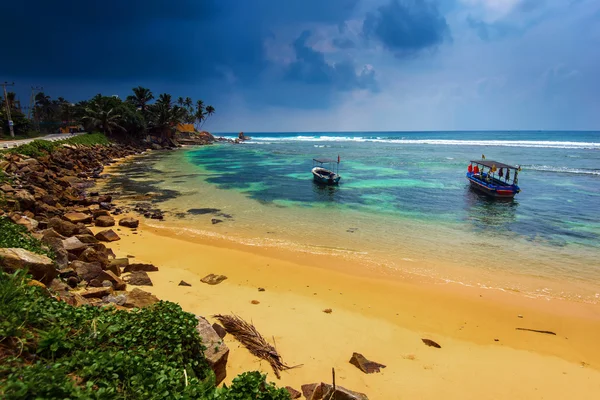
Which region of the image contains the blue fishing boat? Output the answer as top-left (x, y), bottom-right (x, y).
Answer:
top-left (312, 157), bottom-right (341, 185)
top-left (466, 158), bottom-right (521, 198)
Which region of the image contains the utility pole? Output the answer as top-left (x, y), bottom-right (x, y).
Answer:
top-left (2, 81), bottom-right (15, 137)
top-left (28, 86), bottom-right (43, 119)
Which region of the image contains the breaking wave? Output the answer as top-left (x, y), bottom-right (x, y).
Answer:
top-left (221, 135), bottom-right (600, 149)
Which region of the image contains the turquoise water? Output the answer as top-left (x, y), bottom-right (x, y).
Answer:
top-left (105, 131), bottom-right (600, 301)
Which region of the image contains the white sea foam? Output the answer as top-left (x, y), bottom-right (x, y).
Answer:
top-left (222, 136), bottom-right (600, 149)
top-left (523, 165), bottom-right (600, 175)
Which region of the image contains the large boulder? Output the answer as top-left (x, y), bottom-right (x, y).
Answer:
top-left (80, 287), bottom-right (113, 299)
top-left (79, 247), bottom-right (109, 267)
top-left (48, 216), bottom-right (78, 237)
top-left (195, 316), bottom-right (229, 385)
top-left (94, 216), bottom-right (115, 227)
top-left (118, 218), bottom-right (139, 228)
top-left (95, 229), bottom-right (120, 242)
top-left (0, 248), bottom-right (57, 284)
top-left (75, 234), bottom-right (99, 244)
top-left (124, 271), bottom-right (153, 286)
top-left (63, 212), bottom-right (92, 224)
top-left (123, 288), bottom-right (159, 308)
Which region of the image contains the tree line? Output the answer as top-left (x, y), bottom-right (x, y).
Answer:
top-left (1, 87), bottom-right (215, 139)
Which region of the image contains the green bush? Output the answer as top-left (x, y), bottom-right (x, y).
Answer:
top-left (5, 133), bottom-right (110, 157)
top-left (0, 271), bottom-right (290, 399)
top-left (0, 217), bottom-right (53, 258)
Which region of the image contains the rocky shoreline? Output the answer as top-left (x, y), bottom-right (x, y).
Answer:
top-left (0, 140), bottom-right (371, 399)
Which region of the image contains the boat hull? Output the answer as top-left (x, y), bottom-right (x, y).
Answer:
top-left (312, 167), bottom-right (341, 185)
top-left (466, 173), bottom-right (519, 198)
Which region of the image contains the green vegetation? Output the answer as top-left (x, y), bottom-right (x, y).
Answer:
top-left (4, 133), bottom-right (109, 157)
top-left (0, 217), bottom-right (53, 258)
top-left (0, 271), bottom-right (290, 399)
top-left (1, 87), bottom-right (215, 139)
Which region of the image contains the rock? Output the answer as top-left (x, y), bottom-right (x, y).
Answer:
top-left (62, 236), bottom-right (89, 253)
top-left (99, 202), bottom-right (112, 210)
top-left (285, 387), bottom-right (302, 399)
top-left (211, 323), bottom-right (227, 339)
top-left (119, 217), bottom-right (139, 228)
top-left (103, 270), bottom-right (126, 290)
top-left (95, 215), bottom-right (115, 227)
top-left (71, 261), bottom-right (105, 282)
top-left (178, 280), bottom-right (191, 287)
top-left (13, 189), bottom-right (36, 210)
top-left (80, 287), bottom-right (113, 299)
top-left (211, 218), bottom-right (223, 224)
top-left (107, 258), bottom-right (128, 276)
top-left (323, 308), bottom-right (333, 314)
top-left (49, 278), bottom-right (69, 292)
top-left (201, 274), bottom-right (227, 285)
top-left (251, 300), bottom-right (260, 305)
top-left (349, 352), bottom-right (386, 374)
top-left (41, 228), bottom-right (66, 241)
top-left (320, 383), bottom-right (369, 400)
top-left (104, 294), bottom-right (127, 306)
top-left (79, 247), bottom-right (109, 267)
top-left (0, 248), bottom-right (57, 284)
top-left (421, 338), bottom-right (441, 349)
top-left (301, 383), bottom-right (323, 400)
top-left (66, 276), bottom-right (79, 288)
top-left (258, 287), bottom-right (265, 292)
top-left (301, 383), bottom-right (368, 400)
top-left (75, 234), bottom-right (99, 244)
top-left (123, 263), bottom-right (158, 273)
top-left (13, 215), bottom-right (39, 231)
top-left (63, 212), bottom-right (93, 224)
top-left (92, 209), bottom-right (110, 218)
top-left (125, 271), bottom-right (153, 286)
top-left (48, 216), bottom-right (78, 237)
top-left (95, 229), bottom-right (120, 242)
top-left (196, 316), bottom-right (229, 385)
top-left (123, 288), bottom-right (159, 308)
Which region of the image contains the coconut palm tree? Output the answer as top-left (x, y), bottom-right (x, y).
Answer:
top-left (177, 97), bottom-right (185, 107)
top-left (126, 86), bottom-right (154, 112)
top-left (157, 93), bottom-right (172, 108)
top-left (200, 105), bottom-right (215, 129)
top-left (82, 100), bottom-right (126, 135)
top-left (194, 100), bottom-right (205, 130)
top-left (184, 97), bottom-right (193, 111)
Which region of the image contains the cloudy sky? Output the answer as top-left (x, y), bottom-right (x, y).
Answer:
top-left (2, 0), bottom-right (598, 132)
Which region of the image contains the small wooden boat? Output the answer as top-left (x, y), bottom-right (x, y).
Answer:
top-left (466, 159), bottom-right (521, 198)
top-left (312, 157), bottom-right (341, 185)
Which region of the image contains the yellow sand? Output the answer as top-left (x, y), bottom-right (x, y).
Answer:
top-left (94, 218), bottom-right (600, 400)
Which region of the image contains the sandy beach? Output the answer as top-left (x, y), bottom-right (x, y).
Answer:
top-left (93, 215), bottom-right (600, 399)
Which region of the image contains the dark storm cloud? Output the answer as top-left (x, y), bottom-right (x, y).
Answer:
top-left (285, 31), bottom-right (377, 91)
top-left (362, 0), bottom-right (450, 57)
top-left (0, 0), bottom-right (358, 82)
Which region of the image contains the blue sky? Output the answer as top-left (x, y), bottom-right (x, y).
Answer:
top-left (1, 0), bottom-right (599, 132)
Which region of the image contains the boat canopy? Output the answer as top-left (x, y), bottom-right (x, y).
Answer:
top-left (470, 160), bottom-right (518, 170)
top-left (313, 158), bottom-right (337, 164)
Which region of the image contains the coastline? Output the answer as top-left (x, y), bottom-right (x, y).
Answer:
top-left (93, 212), bottom-right (600, 399)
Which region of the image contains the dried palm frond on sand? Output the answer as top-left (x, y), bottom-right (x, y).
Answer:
top-left (213, 314), bottom-right (301, 378)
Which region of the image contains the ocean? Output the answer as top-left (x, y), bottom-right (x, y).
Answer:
top-left (103, 131), bottom-right (600, 302)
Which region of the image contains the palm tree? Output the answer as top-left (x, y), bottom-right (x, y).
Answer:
top-left (177, 97), bottom-right (185, 107)
top-left (126, 86), bottom-right (154, 112)
top-left (200, 105), bottom-right (215, 129)
top-left (157, 93), bottom-right (172, 108)
top-left (194, 100), bottom-right (205, 130)
top-left (184, 97), bottom-right (193, 111)
top-left (82, 100), bottom-right (126, 135)
top-left (34, 92), bottom-right (54, 122)
top-left (6, 92), bottom-right (16, 110)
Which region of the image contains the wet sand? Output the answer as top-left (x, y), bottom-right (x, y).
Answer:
top-left (95, 218), bottom-right (600, 399)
